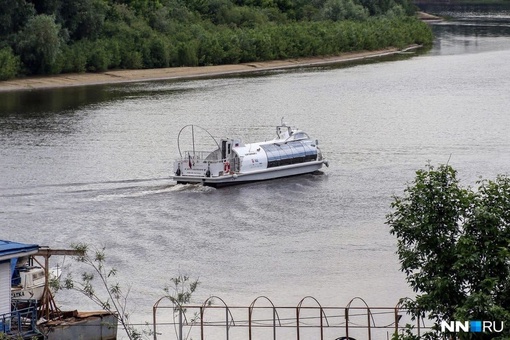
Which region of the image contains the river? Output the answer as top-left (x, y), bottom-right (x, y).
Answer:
top-left (1, 5), bottom-right (510, 339)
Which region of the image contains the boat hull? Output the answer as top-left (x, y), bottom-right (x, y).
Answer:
top-left (174, 160), bottom-right (325, 187)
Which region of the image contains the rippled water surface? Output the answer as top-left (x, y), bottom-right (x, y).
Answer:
top-left (2, 8), bottom-right (510, 339)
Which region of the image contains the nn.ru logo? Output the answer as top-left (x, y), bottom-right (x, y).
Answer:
top-left (440, 320), bottom-right (504, 333)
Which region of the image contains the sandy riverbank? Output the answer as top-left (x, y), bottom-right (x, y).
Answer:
top-left (0, 46), bottom-right (420, 92)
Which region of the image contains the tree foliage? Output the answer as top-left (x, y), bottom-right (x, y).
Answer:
top-left (387, 164), bottom-right (510, 339)
top-left (0, 0), bottom-right (35, 48)
top-left (320, 0), bottom-right (369, 21)
top-left (0, 0), bottom-right (432, 78)
top-left (52, 243), bottom-right (203, 340)
top-left (15, 14), bottom-right (62, 74)
top-left (59, 0), bottom-right (108, 40)
top-left (163, 274), bottom-right (203, 340)
top-left (0, 47), bottom-right (20, 80)
top-left (53, 243), bottom-right (149, 340)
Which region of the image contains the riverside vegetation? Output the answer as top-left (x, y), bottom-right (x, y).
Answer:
top-left (0, 0), bottom-right (433, 80)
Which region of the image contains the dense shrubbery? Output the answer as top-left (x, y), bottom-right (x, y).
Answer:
top-left (0, 47), bottom-right (20, 80)
top-left (0, 0), bottom-right (433, 79)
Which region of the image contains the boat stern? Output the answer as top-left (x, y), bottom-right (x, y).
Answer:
top-left (173, 157), bottom-right (230, 185)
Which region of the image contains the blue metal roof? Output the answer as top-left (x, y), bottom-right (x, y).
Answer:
top-left (0, 240), bottom-right (39, 259)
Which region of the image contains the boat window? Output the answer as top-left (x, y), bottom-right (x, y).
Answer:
top-left (261, 141), bottom-right (317, 168)
top-left (233, 153), bottom-right (240, 171)
top-left (292, 132), bottom-right (309, 140)
top-left (221, 140), bottom-right (227, 160)
top-left (33, 271), bottom-right (45, 280)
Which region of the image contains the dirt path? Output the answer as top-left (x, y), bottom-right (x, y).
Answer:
top-left (0, 47), bottom-right (418, 92)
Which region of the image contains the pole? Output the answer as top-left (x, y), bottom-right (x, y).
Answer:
top-left (192, 125), bottom-right (195, 159)
top-left (367, 308), bottom-right (371, 340)
top-left (320, 308), bottom-right (324, 340)
top-left (394, 307), bottom-right (398, 337)
top-left (45, 255), bottom-right (50, 321)
top-left (179, 308), bottom-right (183, 340)
top-left (226, 307), bottom-right (229, 340)
top-left (201, 307), bottom-right (204, 340)
top-left (296, 307), bottom-right (300, 340)
top-left (273, 308), bottom-right (276, 340)
top-left (345, 308), bottom-right (349, 339)
top-left (152, 307), bottom-right (156, 340)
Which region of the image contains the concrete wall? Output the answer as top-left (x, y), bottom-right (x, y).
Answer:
top-left (44, 313), bottom-right (118, 340)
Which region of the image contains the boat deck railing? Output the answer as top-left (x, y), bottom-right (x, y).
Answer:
top-left (178, 151), bottom-right (224, 163)
top-left (151, 296), bottom-right (435, 340)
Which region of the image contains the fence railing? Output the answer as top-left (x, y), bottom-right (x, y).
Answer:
top-left (152, 296), bottom-right (434, 340)
top-left (1, 302), bottom-right (39, 338)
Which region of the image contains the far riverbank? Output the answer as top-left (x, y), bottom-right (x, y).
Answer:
top-left (0, 46), bottom-right (422, 92)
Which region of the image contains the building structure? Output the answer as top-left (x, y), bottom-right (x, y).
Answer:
top-left (0, 240), bottom-right (39, 333)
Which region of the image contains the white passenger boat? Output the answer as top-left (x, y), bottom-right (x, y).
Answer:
top-left (172, 121), bottom-right (328, 187)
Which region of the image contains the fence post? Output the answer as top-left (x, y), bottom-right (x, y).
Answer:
top-left (417, 313), bottom-right (421, 337)
top-left (179, 308), bottom-right (183, 340)
top-left (296, 307), bottom-right (300, 340)
top-left (249, 306), bottom-right (252, 340)
top-left (394, 307), bottom-right (399, 336)
top-left (273, 307), bottom-right (277, 340)
top-left (226, 307), bottom-right (229, 340)
top-left (345, 308), bottom-right (349, 339)
top-left (153, 305), bottom-right (157, 340)
top-left (320, 307), bottom-right (324, 340)
top-left (367, 308), bottom-right (371, 340)
top-left (201, 307), bottom-right (204, 340)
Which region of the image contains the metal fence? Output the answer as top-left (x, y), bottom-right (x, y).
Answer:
top-left (152, 296), bottom-right (433, 340)
top-left (1, 302), bottom-right (39, 338)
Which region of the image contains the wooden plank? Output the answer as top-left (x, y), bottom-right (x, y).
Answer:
top-left (35, 247), bottom-right (84, 257)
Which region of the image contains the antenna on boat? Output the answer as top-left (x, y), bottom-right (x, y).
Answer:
top-left (192, 125), bottom-right (195, 158)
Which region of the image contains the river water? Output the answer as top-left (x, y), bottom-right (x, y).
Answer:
top-left (1, 6), bottom-right (510, 339)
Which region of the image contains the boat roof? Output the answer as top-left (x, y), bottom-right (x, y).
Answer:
top-left (0, 240), bottom-right (39, 262)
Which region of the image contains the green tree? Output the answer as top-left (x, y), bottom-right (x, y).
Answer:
top-left (87, 42), bottom-right (111, 72)
top-left (143, 35), bottom-right (170, 68)
top-left (122, 0), bottom-right (162, 16)
top-left (0, 0), bottom-right (35, 47)
top-left (58, 43), bottom-right (87, 73)
top-left (16, 14), bottom-right (62, 74)
top-left (26, 0), bottom-right (60, 15)
top-left (59, 0), bottom-right (108, 40)
top-left (387, 164), bottom-right (510, 339)
top-left (320, 0), bottom-right (368, 21)
top-left (177, 41), bottom-right (199, 66)
top-left (0, 47), bottom-right (20, 80)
